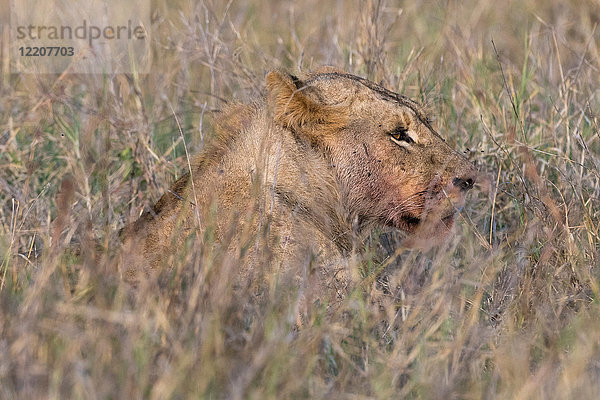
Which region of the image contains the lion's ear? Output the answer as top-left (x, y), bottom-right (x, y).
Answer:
top-left (266, 69), bottom-right (346, 136)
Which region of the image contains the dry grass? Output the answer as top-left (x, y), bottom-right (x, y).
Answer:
top-left (1, 0), bottom-right (599, 398)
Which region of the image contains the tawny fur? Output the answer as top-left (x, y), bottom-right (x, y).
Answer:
top-left (120, 68), bottom-right (476, 297)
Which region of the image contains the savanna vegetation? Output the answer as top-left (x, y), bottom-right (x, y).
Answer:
top-left (1, 0), bottom-right (599, 398)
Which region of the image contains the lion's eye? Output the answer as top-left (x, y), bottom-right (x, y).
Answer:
top-left (389, 127), bottom-right (414, 144)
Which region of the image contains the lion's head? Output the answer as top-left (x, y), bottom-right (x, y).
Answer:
top-left (267, 68), bottom-right (476, 247)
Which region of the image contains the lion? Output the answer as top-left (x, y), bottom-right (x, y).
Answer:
top-left (120, 67), bottom-right (476, 297)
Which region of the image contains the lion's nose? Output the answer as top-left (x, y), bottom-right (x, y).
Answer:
top-left (452, 176), bottom-right (475, 192)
